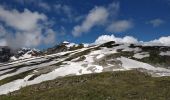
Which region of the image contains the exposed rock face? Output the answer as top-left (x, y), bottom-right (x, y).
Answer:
top-left (0, 46), bottom-right (11, 62)
top-left (0, 47), bottom-right (42, 62)
top-left (45, 43), bottom-right (69, 55)
top-left (44, 42), bottom-right (84, 55)
top-left (16, 48), bottom-right (41, 57)
top-left (10, 48), bottom-right (42, 61)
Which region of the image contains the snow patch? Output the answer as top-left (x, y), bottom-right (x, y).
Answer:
top-left (133, 52), bottom-right (150, 59)
top-left (96, 54), bottom-right (105, 59)
top-left (118, 57), bottom-right (170, 76)
top-left (160, 51), bottom-right (170, 56)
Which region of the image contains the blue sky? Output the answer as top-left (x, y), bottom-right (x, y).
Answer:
top-left (0, 0), bottom-right (170, 49)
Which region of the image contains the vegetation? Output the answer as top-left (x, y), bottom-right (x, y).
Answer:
top-left (132, 48), bottom-right (170, 68)
top-left (0, 70), bottom-right (33, 86)
top-left (140, 51), bottom-right (170, 67)
top-left (1, 70), bottom-right (170, 100)
top-left (111, 51), bottom-right (134, 59)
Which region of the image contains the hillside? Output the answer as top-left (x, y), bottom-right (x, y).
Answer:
top-left (0, 41), bottom-right (170, 99)
top-left (0, 70), bottom-right (170, 100)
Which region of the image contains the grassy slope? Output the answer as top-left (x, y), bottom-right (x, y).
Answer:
top-left (0, 70), bottom-right (170, 100)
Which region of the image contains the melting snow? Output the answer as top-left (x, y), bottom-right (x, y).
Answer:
top-left (160, 51), bottom-right (170, 56)
top-left (133, 52), bottom-right (150, 59)
top-left (0, 44), bottom-right (170, 95)
top-left (96, 54), bottom-right (105, 59)
top-left (118, 57), bottom-right (170, 76)
top-left (0, 60), bottom-right (104, 95)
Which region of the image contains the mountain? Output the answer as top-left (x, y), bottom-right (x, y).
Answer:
top-left (44, 41), bottom-right (88, 55)
top-left (0, 41), bottom-right (170, 98)
top-left (10, 48), bottom-right (42, 61)
top-left (0, 41), bottom-right (87, 62)
top-left (0, 47), bottom-right (42, 62)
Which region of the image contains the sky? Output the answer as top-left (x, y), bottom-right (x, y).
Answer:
top-left (0, 0), bottom-right (170, 49)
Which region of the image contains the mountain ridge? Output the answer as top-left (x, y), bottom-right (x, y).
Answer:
top-left (0, 40), bottom-right (170, 95)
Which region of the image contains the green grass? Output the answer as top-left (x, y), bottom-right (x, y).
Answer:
top-left (132, 50), bottom-right (170, 68)
top-left (0, 70), bottom-right (170, 100)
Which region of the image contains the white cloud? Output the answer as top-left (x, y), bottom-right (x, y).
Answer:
top-left (95, 34), bottom-right (138, 44)
top-left (148, 19), bottom-right (164, 27)
top-left (0, 24), bottom-right (7, 46)
top-left (72, 7), bottom-right (109, 37)
top-left (145, 36), bottom-right (170, 46)
top-left (95, 34), bottom-right (170, 46)
top-left (122, 36), bottom-right (138, 43)
top-left (0, 6), bottom-right (47, 31)
top-left (6, 29), bottom-right (41, 49)
top-left (0, 6), bottom-right (56, 49)
top-left (0, 38), bottom-right (6, 46)
top-left (43, 29), bottom-right (56, 44)
top-left (5, 28), bottom-right (56, 49)
top-left (0, 24), bottom-right (7, 37)
top-left (72, 2), bottom-right (134, 37)
top-left (74, 15), bottom-right (85, 22)
top-left (107, 20), bottom-right (133, 33)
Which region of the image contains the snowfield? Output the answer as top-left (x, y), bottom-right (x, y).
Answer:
top-left (0, 42), bottom-right (170, 95)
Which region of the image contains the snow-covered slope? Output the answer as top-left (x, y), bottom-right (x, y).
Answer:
top-left (0, 41), bottom-right (170, 95)
top-left (10, 48), bottom-right (41, 61)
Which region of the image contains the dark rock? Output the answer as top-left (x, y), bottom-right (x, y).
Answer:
top-left (0, 46), bottom-right (11, 62)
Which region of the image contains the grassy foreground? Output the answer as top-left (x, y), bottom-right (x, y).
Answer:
top-left (0, 70), bottom-right (170, 100)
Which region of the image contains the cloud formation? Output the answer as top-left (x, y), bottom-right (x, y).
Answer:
top-left (95, 34), bottom-right (170, 46)
top-left (0, 6), bottom-right (47, 31)
top-left (72, 7), bottom-right (109, 37)
top-left (72, 2), bottom-right (120, 37)
top-left (107, 20), bottom-right (133, 33)
top-left (95, 34), bottom-right (138, 44)
top-left (72, 2), bottom-right (133, 37)
top-left (15, 0), bottom-right (74, 22)
top-left (0, 38), bottom-right (6, 46)
top-left (148, 18), bottom-right (164, 27)
top-left (144, 36), bottom-right (170, 46)
top-left (0, 24), bottom-right (7, 37)
top-left (0, 6), bottom-right (56, 49)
